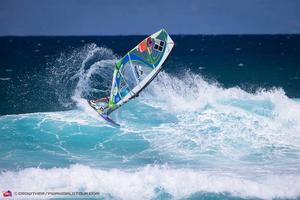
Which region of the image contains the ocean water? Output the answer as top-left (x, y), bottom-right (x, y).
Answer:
top-left (0, 35), bottom-right (300, 199)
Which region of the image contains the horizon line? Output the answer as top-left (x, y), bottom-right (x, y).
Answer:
top-left (1, 33), bottom-right (300, 37)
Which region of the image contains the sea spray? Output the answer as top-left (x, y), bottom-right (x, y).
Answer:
top-left (47, 43), bottom-right (117, 109)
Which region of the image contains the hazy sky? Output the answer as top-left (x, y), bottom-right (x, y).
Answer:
top-left (1, 0), bottom-right (300, 35)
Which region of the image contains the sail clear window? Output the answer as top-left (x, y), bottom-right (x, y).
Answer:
top-left (154, 39), bottom-right (164, 52)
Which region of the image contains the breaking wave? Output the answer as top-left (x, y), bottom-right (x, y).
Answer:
top-left (1, 165), bottom-right (300, 200)
top-left (1, 44), bottom-right (300, 199)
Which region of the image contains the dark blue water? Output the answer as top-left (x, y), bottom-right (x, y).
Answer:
top-left (0, 35), bottom-right (300, 200)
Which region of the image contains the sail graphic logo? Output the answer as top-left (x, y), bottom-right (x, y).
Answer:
top-left (2, 190), bottom-right (12, 197)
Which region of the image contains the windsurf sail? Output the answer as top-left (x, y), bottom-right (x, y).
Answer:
top-left (106, 29), bottom-right (174, 114)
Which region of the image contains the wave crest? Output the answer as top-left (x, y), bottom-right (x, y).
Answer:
top-left (1, 165), bottom-right (300, 200)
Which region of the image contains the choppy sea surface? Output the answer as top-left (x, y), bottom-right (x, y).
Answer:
top-left (0, 35), bottom-right (300, 199)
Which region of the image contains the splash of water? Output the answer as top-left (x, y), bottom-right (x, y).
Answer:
top-left (47, 43), bottom-right (117, 109)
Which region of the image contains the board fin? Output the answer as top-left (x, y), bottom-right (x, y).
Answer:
top-left (99, 113), bottom-right (120, 127)
top-left (88, 99), bottom-right (120, 127)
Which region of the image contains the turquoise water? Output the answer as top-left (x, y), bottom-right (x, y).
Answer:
top-left (1, 36), bottom-right (300, 199)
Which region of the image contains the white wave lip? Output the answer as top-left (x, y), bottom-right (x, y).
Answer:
top-left (130, 71), bottom-right (300, 165)
top-left (1, 165), bottom-right (300, 200)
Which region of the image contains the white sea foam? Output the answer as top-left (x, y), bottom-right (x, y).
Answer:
top-left (0, 165), bottom-right (299, 200)
top-left (0, 110), bottom-right (107, 128)
top-left (130, 72), bottom-right (300, 164)
top-left (0, 77), bottom-right (11, 81)
top-left (144, 71), bottom-right (300, 127)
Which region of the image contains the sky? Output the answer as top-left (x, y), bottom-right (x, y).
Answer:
top-left (1, 0), bottom-right (300, 35)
